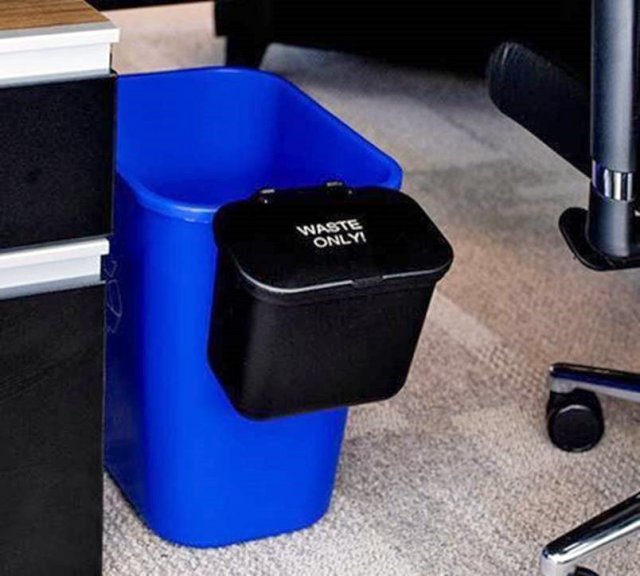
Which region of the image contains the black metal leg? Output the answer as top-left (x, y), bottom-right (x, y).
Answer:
top-left (225, 35), bottom-right (269, 68)
top-left (215, 0), bottom-right (271, 68)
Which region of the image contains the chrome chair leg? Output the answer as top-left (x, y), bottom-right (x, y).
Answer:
top-left (540, 492), bottom-right (640, 576)
top-left (549, 364), bottom-right (640, 403)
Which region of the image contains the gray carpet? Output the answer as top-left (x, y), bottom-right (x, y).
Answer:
top-left (104, 4), bottom-right (640, 575)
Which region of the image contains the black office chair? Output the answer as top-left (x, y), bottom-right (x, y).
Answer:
top-left (489, 1), bottom-right (640, 575)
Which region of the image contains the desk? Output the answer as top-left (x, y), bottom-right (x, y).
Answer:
top-left (0, 3), bottom-right (119, 575)
top-left (0, 0), bottom-right (106, 31)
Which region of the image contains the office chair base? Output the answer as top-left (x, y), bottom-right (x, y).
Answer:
top-left (547, 363), bottom-right (640, 452)
top-left (540, 492), bottom-right (640, 576)
top-left (559, 208), bottom-right (640, 272)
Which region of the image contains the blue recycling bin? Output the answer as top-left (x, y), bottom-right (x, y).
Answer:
top-left (105, 67), bottom-right (402, 547)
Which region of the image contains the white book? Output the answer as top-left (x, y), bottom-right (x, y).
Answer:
top-left (0, 21), bottom-right (120, 86)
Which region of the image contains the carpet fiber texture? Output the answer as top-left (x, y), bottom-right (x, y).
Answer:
top-left (104, 4), bottom-right (640, 574)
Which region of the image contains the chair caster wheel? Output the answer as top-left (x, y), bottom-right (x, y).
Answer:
top-left (546, 389), bottom-right (604, 452)
top-left (575, 568), bottom-right (599, 576)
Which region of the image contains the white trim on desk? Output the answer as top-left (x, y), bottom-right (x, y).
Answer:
top-left (0, 22), bottom-right (119, 84)
top-left (0, 238), bottom-right (109, 300)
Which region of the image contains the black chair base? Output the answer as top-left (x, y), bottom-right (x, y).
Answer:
top-left (559, 208), bottom-right (640, 272)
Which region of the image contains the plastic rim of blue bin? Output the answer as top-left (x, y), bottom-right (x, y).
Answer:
top-left (116, 67), bottom-right (403, 223)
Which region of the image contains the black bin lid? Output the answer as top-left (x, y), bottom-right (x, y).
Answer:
top-left (214, 184), bottom-right (454, 303)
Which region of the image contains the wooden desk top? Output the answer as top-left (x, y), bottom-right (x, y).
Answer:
top-left (0, 0), bottom-right (107, 33)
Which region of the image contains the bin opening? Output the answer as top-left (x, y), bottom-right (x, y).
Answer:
top-left (116, 68), bottom-right (400, 222)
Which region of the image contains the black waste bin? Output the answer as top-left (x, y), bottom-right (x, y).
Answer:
top-left (209, 182), bottom-right (453, 419)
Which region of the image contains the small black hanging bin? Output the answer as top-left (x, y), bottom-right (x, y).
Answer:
top-left (209, 183), bottom-right (453, 419)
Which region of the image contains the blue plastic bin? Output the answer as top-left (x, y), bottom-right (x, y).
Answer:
top-left (105, 67), bottom-right (402, 548)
